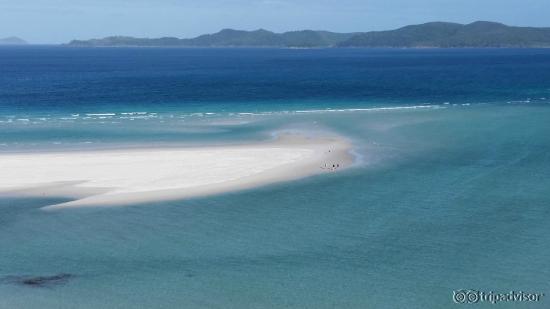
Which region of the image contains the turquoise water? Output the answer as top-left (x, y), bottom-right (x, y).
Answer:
top-left (1, 47), bottom-right (550, 308)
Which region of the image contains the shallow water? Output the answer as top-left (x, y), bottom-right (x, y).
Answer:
top-left (1, 47), bottom-right (550, 308)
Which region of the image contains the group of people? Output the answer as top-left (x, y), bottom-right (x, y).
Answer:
top-left (322, 162), bottom-right (340, 171)
top-left (322, 149), bottom-right (341, 171)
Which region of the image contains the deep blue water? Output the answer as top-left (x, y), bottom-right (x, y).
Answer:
top-left (1, 47), bottom-right (550, 308)
top-left (1, 47), bottom-right (550, 114)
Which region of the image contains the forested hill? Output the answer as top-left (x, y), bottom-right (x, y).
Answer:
top-left (67, 22), bottom-right (550, 48)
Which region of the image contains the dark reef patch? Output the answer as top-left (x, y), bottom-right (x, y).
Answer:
top-left (2, 273), bottom-right (74, 288)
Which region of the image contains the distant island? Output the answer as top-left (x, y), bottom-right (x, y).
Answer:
top-left (68, 29), bottom-right (357, 48)
top-left (68, 21), bottom-right (550, 48)
top-left (0, 37), bottom-right (28, 45)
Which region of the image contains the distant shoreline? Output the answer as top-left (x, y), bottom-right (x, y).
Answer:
top-left (4, 45), bottom-right (550, 50)
top-left (60, 21), bottom-right (550, 49)
top-left (7, 21), bottom-right (550, 48)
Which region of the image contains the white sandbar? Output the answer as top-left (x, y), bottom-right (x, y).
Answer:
top-left (0, 133), bottom-right (352, 209)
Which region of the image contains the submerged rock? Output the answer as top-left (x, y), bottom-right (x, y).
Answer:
top-left (3, 273), bottom-right (74, 288)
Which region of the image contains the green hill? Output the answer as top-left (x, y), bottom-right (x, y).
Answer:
top-left (68, 29), bottom-right (354, 48)
top-left (67, 22), bottom-right (550, 48)
top-left (279, 30), bottom-right (357, 47)
top-left (339, 21), bottom-right (550, 47)
top-left (180, 29), bottom-right (283, 46)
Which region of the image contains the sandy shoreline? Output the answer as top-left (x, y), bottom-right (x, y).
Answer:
top-left (0, 132), bottom-right (353, 209)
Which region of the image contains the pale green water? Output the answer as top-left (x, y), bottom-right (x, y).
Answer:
top-left (1, 104), bottom-right (550, 308)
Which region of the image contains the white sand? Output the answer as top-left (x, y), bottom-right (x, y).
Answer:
top-left (0, 133), bottom-right (352, 209)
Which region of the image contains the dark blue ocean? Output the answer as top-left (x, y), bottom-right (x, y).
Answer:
top-left (1, 47), bottom-right (550, 308)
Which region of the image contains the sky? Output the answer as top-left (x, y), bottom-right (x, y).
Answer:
top-left (1, 0), bottom-right (549, 44)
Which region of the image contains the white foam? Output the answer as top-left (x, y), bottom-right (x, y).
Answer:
top-left (120, 112), bottom-right (148, 115)
top-left (86, 113), bottom-right (116, 117)
top-left (294, 105), bottom-right (439, 114)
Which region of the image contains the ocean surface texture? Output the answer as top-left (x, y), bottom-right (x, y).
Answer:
top-left (1, 47), bottom-right (550, 308)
